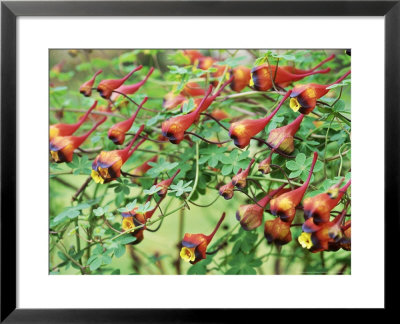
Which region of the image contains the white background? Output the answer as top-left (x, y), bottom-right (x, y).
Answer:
top-left (17, 17), bottom-right (384, 308)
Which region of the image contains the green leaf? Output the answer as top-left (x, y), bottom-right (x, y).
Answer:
top-left (93, 207), bottom-right (104, 217)
top-left (89, 257), bottom-right (102, 271)
top-left (215, 56), bottom-right (246, 68)
top-left (143, 185), bottom-right (162, 195)
top-left (182, 98), bottom-right (195, 114)
top-left (296, 153), bottom-right (306, 166)
top-left (116, 235), bottom-right (137, 245)
top-left (286, 160), bottom-right (298, 171)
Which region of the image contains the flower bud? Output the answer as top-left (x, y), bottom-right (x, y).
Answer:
top-left (218, 181), bottom-right (235, 200)
top-left (97, 66), bottom-right (142, 99)
top-left (80, 70), bottom-right (102, 97)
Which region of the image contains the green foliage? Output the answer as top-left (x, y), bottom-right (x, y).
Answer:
top-left (49, 49), bottom-right (351, 275)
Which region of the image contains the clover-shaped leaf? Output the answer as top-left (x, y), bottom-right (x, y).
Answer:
top-left (143, 185), bottom-right (162, 195)
top-left (137, 201), bottom-right (152, 214)
top-left (146, 158), bottom-right (179, 178)
top-left (170, 180), bottom-right (193, 197)
top-left (220, 150), bottom-right (250, 176)
top-left (198, 145), bottom-right (227, 168)
top-left (117, 199), bottom-right (137, 213)
top-left (67, 155), bottom-right (92, 175)
top-left (286, 153), bottom-right (323, 181)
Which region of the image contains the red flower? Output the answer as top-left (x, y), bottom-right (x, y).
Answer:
top-left (258, 151), bottom-right (273, 174)
top-left (107, 97), bottom-right (147, 145)
top-left (50, 116), bottom-right (107, 163)
top-left (279, 54), bottom-right (335, 87)
top-left (270, 152), bottom-right (318, 223)
top-left (96, 65), bottom-right (143, 99)
top-left (121, 197), bottom-right (165, 245)
top-left (250, 65), bottom-right (330, 91)
top-left (161, 86), bottom-right (213, 144)
top-left (185, 77), bottom-right (234, 114)
top-left (229, 90), bottom-right (292, 148)
top-left (130, 155), bottom-right (158, 177)
top-left (230, 66), bottom-right (251, 92)
top-left (91, 125), bottom-right (146, 183)
top-left (302, 179), bottom-right (351, 229)
top-left (180, 212), bottom-right (226, 264)
top-left (79, 70), bottom-right (102, 97)
top-left (163, 91), bottom-right (187, 110)
top-left (50, 101), bottom-right (97, 141)
top-left (210, 109), bottom-right (230, 121)
top-left (155, 169), bottom-right (181, 197)
top-left (182, 50), bottom-right (204, 64)
top-left (299, 204), bottom-right (350, 253)
top-left (211, 65), bottom-right (228, 87)
top-left (110, 67), bottom-right (154, 101)
top-left (232, 159), bottom-right (255, 189)
top-left (197, 56), bottom-right (214, 71)
top-left (264, 217), bottom-right (292, 246)
top-left (289, 70), bottom-right (351, 114)
top-left (218, 181), bottom-right (235, 200)
top-left (236, 184), bottom-right (286, 231)
top-left (181, 82), bottom-right (206, 97)
top-left (267, 114), bottom-right (305, 154)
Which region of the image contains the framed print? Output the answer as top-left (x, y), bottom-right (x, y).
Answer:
top-left (1, 0), bottom-right (398, 321)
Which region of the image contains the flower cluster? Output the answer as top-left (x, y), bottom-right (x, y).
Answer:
top-left (50, 49), bottom-right (351, 275)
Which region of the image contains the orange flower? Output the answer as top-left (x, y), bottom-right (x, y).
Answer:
top-left (270, 152), bottom-right (318, 223)
top-left (302, 179), bottom-right (351, 228)
top-left (79, 70), bottom-right (102, 97)
top-left (236, 185), bottom-right (286, 231)
top-left (264, 217), bottom-right (292, 246)
top-left (96, 65), bottom-right (143, 99)
top-left (185, 76), bottom-right (234, 114)
top-left (267, 114), bottom-right (304, 154)
top-left (218, 181), bottom-right (235, 200)
top-left (161, 86), bottom-right (213, 144)
top-left (91, 125), bottom-right (146, 183)
top-left (182, 50), bottom-right (204, 64)
top-left (279, 54), bottom-right (335, 87)
top-left (250, 65), bottom-right (330, 91)
top-left (181, 82), bottom-right (206, 97)
top-left (110, 67), bottom-right (154, 101)
top-left (180, 212), bottom-right (225, 264)
top-left (289, 70), bottom-right (351, 114)
top-left (50, 117), bottom-right (107, 163)
top-left (230, 66), bottom-right (251, 92)
top-left (197, 56), bottom-right (214, 71)
top-left (229, 90), bottom-right (292, 148)
top-left (121, 197), bottom-right (165, 245)
top-left (258, 151), bottom-right (273, 174)
top-left (210, 109), bottom-right (230, 121)
top-left (50, 101), bottom-right (97, 141)
top-left (107, 97), bottom-right (147, 145)
top-left (299, 204), bottom-right (350, 253)
top-left (163, 91), bottom-right (187, 110)
top-left (232, 159), bottom-right (255, 189)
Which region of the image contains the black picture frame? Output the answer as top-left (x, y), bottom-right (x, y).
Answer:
top-left (1, 0), bottom-right (398, 321)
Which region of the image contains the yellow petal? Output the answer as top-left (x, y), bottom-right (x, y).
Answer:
top-left (249, 74), bottom-right (254, 87)
top-left (298, 232), bottom-right (313, 249)
top-left (180, 247), bottom-right (196, 262)
top-left (91, 169), bottom-right (104, 184)
top-left (50, 150), bottom-right (60, 162)
top-left (289, 98), bottom-right (301, 112)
